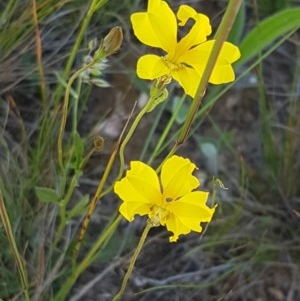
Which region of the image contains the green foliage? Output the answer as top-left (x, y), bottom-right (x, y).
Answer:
top-left (35, 187), bottom-right (60, 203)
top-left (239, 7), bottom-right (300, 65)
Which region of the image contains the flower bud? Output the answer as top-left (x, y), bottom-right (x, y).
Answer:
top-left (103, 26), bottom-right (123, 55)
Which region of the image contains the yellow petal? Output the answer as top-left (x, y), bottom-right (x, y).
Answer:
top-left (136, 54), bottom-right (169, 80)
top-left (164, 213), bottom-right (191, 242)
top-left (180, 40), bottom-right (240, 85)
top-left (173, 5), bottom-right (211, 61)
top-left (130, 0), bottom-right (177, 52)
top-left (114, 161), bottom-right (162, 221)
top-left (171, 66), bottom-right (201, 97)
top-left (161, 155), bottom-right (200, 200)
top-left (119, 201), bottom-right (151, 221)
top-left (208, 40), bottom-right (240, 84)
top-left (167, 191), bottom-right (215, 232)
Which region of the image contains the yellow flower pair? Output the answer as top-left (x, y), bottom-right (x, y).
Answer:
top-left (131, 0), bottom-right (240, 97)
top-left (114, 0), bottom-right (241, 242)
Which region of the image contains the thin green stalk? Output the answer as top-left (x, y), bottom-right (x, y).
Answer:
top-left (54, 169), bottom-right (82, 245)
top-left (72, 77), bottom-right (83, 140)
top-left (53, 215), bottom-right (122, 301)
top-left (112, 222), bottom-right (152, 301)
top-left (152, 28), bottom-right (297, 168)
top-left (177, 0), bottom-right (243, 145)
top-left (0, 191), bottom-right (30, 301)
top-left (148, 94), bottom-right (186, 165)
top-left (53, 0), bottom-right (109, 104)
top-left (117, 79), bottom-right (169, 179)
top-left (57, 56), bottom-right (105, 193)
top-left (195, 29), bottom-right (298, 121)
top-left (32, 0), bottom-right (47, 108)
top-left (117, 100), bottom-right (152, 180)
top-left (156, 0), bottom-right (242, 172)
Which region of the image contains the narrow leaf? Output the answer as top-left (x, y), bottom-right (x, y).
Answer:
top-left (238, 8), bottom-right (300, 65)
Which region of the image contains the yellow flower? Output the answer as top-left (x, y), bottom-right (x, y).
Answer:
top-left (114, 155), bottom-right (215, 242)
top-left (131, 0), bottom-right (241, 98)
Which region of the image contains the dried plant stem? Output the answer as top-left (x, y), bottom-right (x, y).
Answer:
top-left (73, 103), bottom-right (136, 260)
top-left (0, 191), bottom-right (30, 301)
top-left (32, 0), bottom-right (47, 108)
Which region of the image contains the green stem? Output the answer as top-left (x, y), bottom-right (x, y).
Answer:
top-left (57, 56), bottom-right (105, 193)
top-left (0, 191), bottom-right (30, 301)
top-left (54, 169), bottom-right (82, 245)
top-left (53, 0), bottom-right (109, 104)
top-left (155, 0), bottom-right (242, 172)
top-left (72, 77), bottom-right (83, 140)
top-left (177, 0), bottom-right (243, 145)
top-left (112, 222), bottom-right (152, 301)
top-left (117, 99), bottom-right (152, 180)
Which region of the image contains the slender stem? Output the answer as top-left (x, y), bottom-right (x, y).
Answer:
top-left (73, 142), bottom-right (120, 260)
top-left (117, 100), bottom-right (152, 180)
top-left (32, 0), bottom-right (47, 108)
top-left (112, 222), bottom-right (152, 301)
top-left (155, 0), bottom-right (242, 172)
top-left (72, 77), bottom-right (83, 140)
top-left (177, 0), bottom-right (243, 145)
top-left (73, 103), bottom-right (136, 259)
top-left (0, 192), bottom-right (30, 301)
top-left (54, 169), bottom-right (82, 245)
top-left (53, 0), bottom-right (109, 104)
top-left (57, 57), bottom-right (104, 192)
top-left (55, 55), bottom-right (106, 247)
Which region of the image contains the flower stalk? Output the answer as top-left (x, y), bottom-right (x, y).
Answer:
top-left (176, 0), bottom-right (243, 146)
top-left (112, 222), bottom-right (152, 301)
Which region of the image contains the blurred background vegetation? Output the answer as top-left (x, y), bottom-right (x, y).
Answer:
top-left (0, 0), bottom-right (300, 300)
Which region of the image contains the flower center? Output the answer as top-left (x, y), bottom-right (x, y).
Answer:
top-left (148, 205), bottom-right (169, 227)
top-left (162, 55), bottom-right (182, 71)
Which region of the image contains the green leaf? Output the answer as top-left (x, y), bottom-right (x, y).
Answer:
top-left (238, 8), bottom-right (300, 65)
top-left (35, 187), bottom-right (60, 203)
